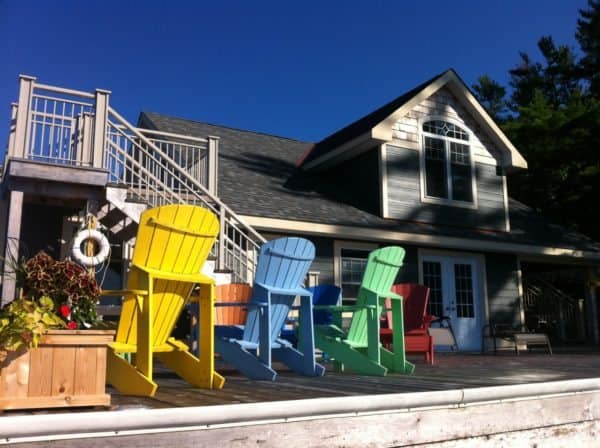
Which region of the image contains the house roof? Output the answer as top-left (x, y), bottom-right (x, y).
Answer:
top-left (298, 69), bottom-right (528, 171)
top-left (295, 71), bottom-right (446, 167)
top-left (141, 111), bottom-right (600, 258)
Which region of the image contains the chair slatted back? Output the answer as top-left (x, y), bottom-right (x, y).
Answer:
top-left (347, 246), bottom-right (405, 345)
top-left (243, 237), bottom-right (315, 343)
top-left (385, 284), bottom-right (430, 332)
top-left (215, 283), bottom-right (252, 325)
top-left (116, 205), bottom-right (219, 347)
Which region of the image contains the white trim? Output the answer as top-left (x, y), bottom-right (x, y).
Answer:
top-left (502, 171), bottom-right (511, 232)
top-left (417, 248), bottom-right (488, 351)
top-left (444, 76), bottom-right (528, 169)
top-left (302, 70), bottom-right (527, 171)
top-left (240, 215), bottom-right (600, 261)
top-left (333, 240), bottom-right (377, 291)
top-left (300, 131), bottom-right (379, 171)
top-left (379, 144), bottom-right (389, 218)
top-left (418, 116), bottom-right (478, 209)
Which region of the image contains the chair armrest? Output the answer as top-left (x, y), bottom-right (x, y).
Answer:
top-left (133, 264), bottom-right (215, 285)
top-left (100, 289), bottom-right (148, 297)
top-left (254, 282), bottom-right (311, 297)
top-left (314, 304), bottom-right (376, 312)
top-left (214, 301), bottom-right (267, 308)
top-left (423, 314), bottom-right (436, 329)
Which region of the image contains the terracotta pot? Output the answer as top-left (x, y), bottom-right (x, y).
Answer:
top-left (0, 329), bottom-right (114, 411)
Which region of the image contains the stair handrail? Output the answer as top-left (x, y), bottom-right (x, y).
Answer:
top-left (524, 275), bottom-right (580, 308)
top-left (106, 106), bottom-right (265, 242)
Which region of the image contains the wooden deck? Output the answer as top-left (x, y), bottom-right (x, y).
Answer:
top-left (3, 352), bottom-right (600, 447)
top-left (108, 351), bottom-right (600, 411)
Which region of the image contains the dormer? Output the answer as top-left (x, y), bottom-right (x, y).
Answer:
top-left (297, 69), bottom-right (527, 232)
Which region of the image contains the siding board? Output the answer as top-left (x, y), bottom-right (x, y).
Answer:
top-left (385, 144), bottom-right (506, 230)
top-left (485, 254), bottom-right (521, 326)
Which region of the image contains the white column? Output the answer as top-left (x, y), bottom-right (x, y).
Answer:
top-left (92, 89), bottom-right (111, 169)
top-left (12, 75), bottom-right (36, 159)
top-left (1, 191), bottom-right (24, 306)
top-left (207, 135), bottom-right (219, 195)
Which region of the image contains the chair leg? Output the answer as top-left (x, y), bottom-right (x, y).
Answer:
top-left (380, 346), bottom-right (414, 374)
top-left (216, 339), bottom-right (277, 381)
top-left (106, 350), bottom-right (158, 397)
top-left (315, 334), bottom-right (387, 376)
top-left (157, 347), bottom-right (225, 389)
top-left (273, 344), bottom-right (325, 377)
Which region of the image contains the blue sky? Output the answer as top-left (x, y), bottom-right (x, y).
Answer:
top-left (0, 0), bottom-right (588, 147)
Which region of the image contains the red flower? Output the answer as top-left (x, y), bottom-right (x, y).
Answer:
top-left (67, 321), bottom-right (78, 329)
top-left (60, 305), bottom-right (71, 318)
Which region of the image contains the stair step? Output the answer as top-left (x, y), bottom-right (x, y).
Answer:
top-left (99, 207), bottom-right (127, 228)
top-left (113, 221), bottom-right (138, 243)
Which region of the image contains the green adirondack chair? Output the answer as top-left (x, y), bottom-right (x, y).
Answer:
top-left (314, 246), bottom-right (415, 376)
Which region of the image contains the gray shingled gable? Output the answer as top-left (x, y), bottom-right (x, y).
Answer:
top-left (140, 111), bottom-right (600, 254)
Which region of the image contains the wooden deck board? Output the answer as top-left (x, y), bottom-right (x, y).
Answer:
top-left (100, 352), bottom-right (600, 411)
top-left (4, 352), bottom-right (599, 415)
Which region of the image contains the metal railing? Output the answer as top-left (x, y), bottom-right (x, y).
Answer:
top-left (6, 75), bottom-right (266, 283)
top-left (523, 275), bottom-right (584, 342)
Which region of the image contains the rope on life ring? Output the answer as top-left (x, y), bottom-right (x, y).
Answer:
top-left (71, 228), bottom-right (110, 268)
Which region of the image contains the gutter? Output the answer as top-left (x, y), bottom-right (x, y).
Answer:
top-left (1, 378), bottom-right (600, 443)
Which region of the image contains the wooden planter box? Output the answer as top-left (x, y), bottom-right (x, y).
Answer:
top-left (0, 329), bottom-right (114, 411)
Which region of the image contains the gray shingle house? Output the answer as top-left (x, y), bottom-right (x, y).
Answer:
top-left (139, 69), bottom-right (600, 352)
top-left (2, 70), bottom-right (599, 352)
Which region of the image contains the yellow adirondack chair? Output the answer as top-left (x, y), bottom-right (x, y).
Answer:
top-left (104, 204), bottom-right (224, 397)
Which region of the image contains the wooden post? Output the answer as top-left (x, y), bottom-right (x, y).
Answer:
top-left (207, 136), bottom-right (219, 196)
top-left (12, 75), bottom-right (36, 159)
top-left (1, 191), bottom-right (24, 306)
top-left (92, 89), bottom-right (111, 169)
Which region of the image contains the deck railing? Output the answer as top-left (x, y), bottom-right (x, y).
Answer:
top-left (6, 75), bottom-right (265, 283)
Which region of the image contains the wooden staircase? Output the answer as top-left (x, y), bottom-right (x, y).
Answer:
top-left (5, 75), bottom-right (265, 288)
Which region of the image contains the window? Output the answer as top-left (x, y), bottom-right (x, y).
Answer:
top-left (340, 249), bottom-right (370, 304)
top-left (422, 120), bottom-right (474, 204)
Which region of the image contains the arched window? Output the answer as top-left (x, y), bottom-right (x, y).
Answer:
top-left (421, 119), bottom-right (474, 203)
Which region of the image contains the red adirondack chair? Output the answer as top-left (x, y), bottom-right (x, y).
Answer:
top-left (380, 283), bottom-right (435, 364)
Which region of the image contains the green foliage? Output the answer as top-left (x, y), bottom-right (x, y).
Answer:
top-left (0, 297), bottom-right (65, 352)
top-left (472, 1), bottom-right (600, 242)
top-left (577, 0), bottom-right (600, 95)
top-left (15, 252), bottom-right (101, 329)
top-left (472, 75), bottom-right (507, 121)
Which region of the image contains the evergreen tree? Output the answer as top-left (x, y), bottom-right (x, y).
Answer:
top-left (472, 1), bottom-right (600, 241)
top-left (577, 0), bottom-right (600, 95)
top-left (472, 75), bottom-right (507, 121)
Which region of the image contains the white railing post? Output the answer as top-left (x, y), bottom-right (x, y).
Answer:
top-left (207, 135), bottom-right (219, 195)
top-left (92, 88), bottom-right (111, 169)
top-left (12, 75), bottom-right (36, 159)
top-left (7, 103), bottom-right (18, 158)
top-left (79, 113), bottom-right (94, 165)
top-left (218, 207), bottom-right (227, 272)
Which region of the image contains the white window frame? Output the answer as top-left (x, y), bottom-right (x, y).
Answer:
top-left (418, 116), bottom-right (478, 209)
top-left (334, 240), bottom-right (377, 303)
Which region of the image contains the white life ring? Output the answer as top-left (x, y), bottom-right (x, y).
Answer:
top-left (71, 229), bottom-right (110, 267)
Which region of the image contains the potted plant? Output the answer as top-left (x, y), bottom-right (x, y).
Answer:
top-left (0, 251), bottom-right (114, 411)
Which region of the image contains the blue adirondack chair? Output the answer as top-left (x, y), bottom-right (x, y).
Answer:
top-left (214, 237), bottom-right (325, 380)
top-left (281, 284), bottom-right (343, 345)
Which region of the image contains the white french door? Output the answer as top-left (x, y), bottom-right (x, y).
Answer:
top-left (421, 254), bottom-right (483, 351)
